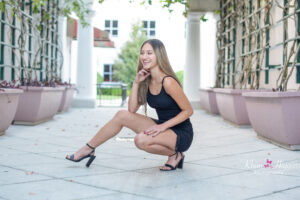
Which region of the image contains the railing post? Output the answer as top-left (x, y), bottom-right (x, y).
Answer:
top-left (121, 83), bottom-right (127, 107)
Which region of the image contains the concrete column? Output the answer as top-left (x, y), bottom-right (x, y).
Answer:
top-left (184, 12), bottom-right (201, 109)
top-left (72, 10), bottom-right (96, 108)
top-left (200, 12), bottom-right (218, 88)
top-left (57, 16), bottom-right (69, 83)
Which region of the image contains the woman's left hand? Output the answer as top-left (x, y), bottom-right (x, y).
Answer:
top-left (144, 124), bottom-right (167, 137)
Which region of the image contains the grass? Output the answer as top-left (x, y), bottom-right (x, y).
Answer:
top-left (96, 88), bottom-right (131, 101)
top-left (97, 95), bottom-right (122, 100)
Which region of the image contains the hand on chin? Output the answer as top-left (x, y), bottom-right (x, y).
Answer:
top-left (143, 67), bottom-right (151, 72)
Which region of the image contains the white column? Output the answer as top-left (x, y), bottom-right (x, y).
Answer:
top-left (200, 12), bottom-right (218, 88)
top-left (72, 11), bottom-right (96, 108)
top-left (57, 16), bottom-right (69, 83)
top-left (184, 12), bottom-right (201, 109)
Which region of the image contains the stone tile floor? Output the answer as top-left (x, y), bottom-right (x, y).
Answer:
top-left (0, 106), bottom-right (300, 200)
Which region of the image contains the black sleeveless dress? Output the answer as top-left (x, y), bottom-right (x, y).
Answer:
top-left (147, 76), bottom-right (194, 152)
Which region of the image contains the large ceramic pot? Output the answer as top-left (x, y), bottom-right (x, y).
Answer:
top-left (243, 91), bottom-right (300, 150)
top-left (213, 88), bottom-right (251, 126)
top-left (13, 86), bottom-right (64, 125)
top-left (58, 86), bottom-right (75, 113)
top-left (0, 89), bottom-right (23, 135)
top-left (199, 88), bottom-right (219, 114)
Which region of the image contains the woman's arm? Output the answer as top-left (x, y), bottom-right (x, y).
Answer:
top-left (161, 77), bottom-right (193, 129)
top-left (128, 69), bottom-right (150, 113)
top-left (128, 80), bottom-right (140, 113)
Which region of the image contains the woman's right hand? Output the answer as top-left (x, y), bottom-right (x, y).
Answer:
top-left (134, 69), bottom-right (151, 84)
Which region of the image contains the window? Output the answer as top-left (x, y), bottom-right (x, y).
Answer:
top-left (142, 20), bottom-right (156, 37)
top-left (103, 64), bottom-right (113, 82)
top-left (104, 20), bottom-right (118, 36)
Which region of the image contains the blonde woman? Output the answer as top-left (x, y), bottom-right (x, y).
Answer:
top-left (66, 39), bottom-right (194, 171)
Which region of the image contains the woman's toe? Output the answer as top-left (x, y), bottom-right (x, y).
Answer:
top-left (66, 154), bottom-right (75, 160)
top-left (160, 165), bottom-right (171, 171)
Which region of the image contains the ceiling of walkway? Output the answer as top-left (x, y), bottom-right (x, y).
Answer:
top-left (189, 0), bottom-right (219, 12)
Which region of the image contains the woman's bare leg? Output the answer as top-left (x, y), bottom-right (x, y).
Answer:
top-left (66, 109), bottom-right (183, 170)
top-left (134, 129), bottom-right (184, 170)
top-left (87, 110), bottom-right (155, 147)
top-left (66, 110), bottom-right (156, 160)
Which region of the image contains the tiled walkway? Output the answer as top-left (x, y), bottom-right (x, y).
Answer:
top-left (0, 106), bottom-right (300, 200)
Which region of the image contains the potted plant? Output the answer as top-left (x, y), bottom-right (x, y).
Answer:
top-left (0, 81), bottom-right (23, 135)
top-left (0, 1), bottom-right (66, 125)
top-left (0, 1), bottom-right (93, 123)
top-left (13, 82), bottom-right (64, 125)
top-left (0, 0), bottom-right (96, 125)
top-left (57, 82), bottom-right (76, 113)
top-left (213, 0), bottom-right (272, 126)
top-left (199, 88), bottom-right (219, 115)
top-left (212, 2), bottom-right (252, 126)
top-left (243, 1), bottom-right (300, 150)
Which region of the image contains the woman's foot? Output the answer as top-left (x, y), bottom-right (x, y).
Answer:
top-left (66, 143), bottom-right (96, 167)
top-left (159, 152), bottom-right (184, 171)
top-left (66, 144), bottom-right (95, 161)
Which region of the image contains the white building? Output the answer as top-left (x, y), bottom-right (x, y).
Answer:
top-left (68, 0), bottom-right (187, 85)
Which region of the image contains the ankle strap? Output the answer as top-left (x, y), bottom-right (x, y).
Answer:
top-left (169, 152), bottom-right (177, 157)
top-left (169, 152), bottom-right (182, 160)
top-left (86, 143), bottom-right (95, 150)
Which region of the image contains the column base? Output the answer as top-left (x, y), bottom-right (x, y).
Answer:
top-left (72, 98), bottom-right (96, 108)
top-left (190, 100), bottom-right (201, 109)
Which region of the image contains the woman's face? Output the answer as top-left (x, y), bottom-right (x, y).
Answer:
top-left (140, 43), bottom-right (158, 71)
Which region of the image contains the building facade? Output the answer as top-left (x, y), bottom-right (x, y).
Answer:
top-left (67, 0), bottom-right (187, 84)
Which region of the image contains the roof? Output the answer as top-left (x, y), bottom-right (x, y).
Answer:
top-left (67, 18), bottom-right (115, 48)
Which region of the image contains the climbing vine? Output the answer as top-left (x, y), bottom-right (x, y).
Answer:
top-left (216, 0), bottom-right (300, 91)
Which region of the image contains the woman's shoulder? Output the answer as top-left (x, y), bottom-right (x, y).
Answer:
top-left (163, 76), bottom-right (180, 86)
top-left (162, 76), bottom-right (182, 94)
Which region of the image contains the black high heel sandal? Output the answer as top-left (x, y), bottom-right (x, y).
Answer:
top-left (66, 143), bottom-right (96, 167)
top-left (160, 152), bottom-right (185, 171)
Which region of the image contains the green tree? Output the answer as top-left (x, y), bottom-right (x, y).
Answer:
top-left (176, 70), bottom-right (184, 85)
top-left (113, 22), bottom-right (148, 89)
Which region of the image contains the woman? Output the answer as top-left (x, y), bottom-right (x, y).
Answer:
top-left (66, 39), bottom-right (194, 171)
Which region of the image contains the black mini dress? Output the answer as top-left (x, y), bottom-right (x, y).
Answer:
top-left (147, 76), bottom-right (194, 152)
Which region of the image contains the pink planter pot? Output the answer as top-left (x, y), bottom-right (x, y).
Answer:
top-left (213, 88), bottom-right (251, 126)
top-left (14, 86), bottom-right (64, 125)
top-left (199, 88), bottom-right (219, 114)
top-left (0, 89), bottom-right (23, 135)
top-left (243, 91), bottom-right (300, 150)
top-left (58, 86), bottom-right (75, 113)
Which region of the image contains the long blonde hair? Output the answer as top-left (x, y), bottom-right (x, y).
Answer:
top-left (137, 39), bottom-right (181, 113)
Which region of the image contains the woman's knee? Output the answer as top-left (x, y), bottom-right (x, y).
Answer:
top-left (114, 110), bottom-right (130, 122)
top-left (134, 133), bottom-right (149, 150)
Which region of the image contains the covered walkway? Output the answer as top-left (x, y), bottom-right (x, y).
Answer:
top-left (1, 107), bottom-right (300, 200)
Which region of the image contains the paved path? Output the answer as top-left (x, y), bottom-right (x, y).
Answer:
top-left (0, 106), bottom-right (300, 200)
